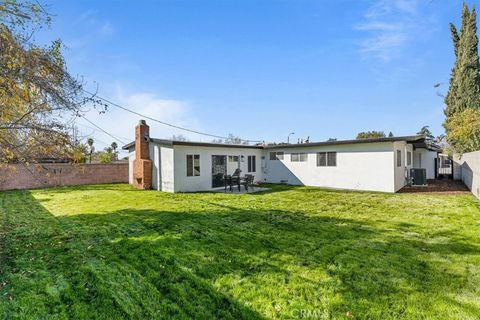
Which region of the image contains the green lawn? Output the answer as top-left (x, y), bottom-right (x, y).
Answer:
top-left (0, 184), bottom-right (479, 319)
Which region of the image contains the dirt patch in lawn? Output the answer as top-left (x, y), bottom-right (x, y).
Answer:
top-left (399, 179), bottom-right (471, 194)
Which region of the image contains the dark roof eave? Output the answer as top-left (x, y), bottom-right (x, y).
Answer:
top-left (122, 138), bottom-right (263, 150)
top-left (264, 135), bottom-right (425, 149)
top-left (123, 135), bottom-right (426, 150)
top-left (122, 141), bottom-right (135, 150)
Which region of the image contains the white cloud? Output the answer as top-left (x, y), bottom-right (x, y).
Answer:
top-left (75, 87), bottom-right (203, 155)
top-left (75, 9), bottom-right (114, 37)
top-left (355, 0), bottom-right (422, 61)
top-left (98, 22), bottom-right (114, 36)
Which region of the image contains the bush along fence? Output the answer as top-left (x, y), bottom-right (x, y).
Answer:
top-left (454, 151), bottom-right (480, 200)
top-left (0, 162), bottom-right (128, 191)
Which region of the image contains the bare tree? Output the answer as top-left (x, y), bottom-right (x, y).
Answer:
top-left (0, 1), bottom-right (100, 164)
top-left (225, 134), bottom-right (243, 145)
top-left (171, 134), bottom-right (187, 141)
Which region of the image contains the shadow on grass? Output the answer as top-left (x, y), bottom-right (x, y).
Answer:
top-left (1, 190), bottom-right (480, 319)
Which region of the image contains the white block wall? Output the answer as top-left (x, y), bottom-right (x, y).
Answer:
top-left (127, 140), bottom-right (423, 193)
top-left (265, 142), bottom-right (397, 193)
top-left (454, 151), bottom-right (480, 199)
top-left (160, 147), bottom-right (175, 192)
top-left (393, 141), bottom-right (413, 191)
top-left (173, 145), bottom-right (265, 192)
top-left (412, 148), bottom-right (437, 179)
top-left (128, 150), bottom-right (134, 184)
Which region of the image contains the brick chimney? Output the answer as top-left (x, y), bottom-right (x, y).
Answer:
top-left (133, 120), bottom-right (152, 189)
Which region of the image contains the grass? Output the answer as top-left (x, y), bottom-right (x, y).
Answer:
top-left (0, 184), bottom-right (479, 319)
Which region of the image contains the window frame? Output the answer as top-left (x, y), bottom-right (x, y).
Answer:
top-left (407, 151), bottom-right (412, 166)
top-left (327, 152), bottom-right (337, 167)
top-left (269, 151), bottom-right (284, 160)
top-left (317, 152), bottom-right (326, 166)
top-left (291, 153), bottom-right (308, 162)
top-left (317, 152), bottom-right (337, 167)
top-left (228, 155), bottom-right (239, 163)
top-left (396, 150), bottom-right (402, 167)
top-left (247, 155), bottom-right (256, 173)
top-left (186, 154), bottom-right (200, 177)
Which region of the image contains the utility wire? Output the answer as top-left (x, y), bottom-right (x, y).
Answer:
top-left (80, 116), bottom-right (128, 145)
top-left (74, 121), bottom-right (131, 142)
top-left (82, 89), bottom-right (263, 144)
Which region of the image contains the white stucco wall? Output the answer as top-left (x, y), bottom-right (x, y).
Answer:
top-left (412, 148), bottom-right (437, 179)
top-left (151, 143), bottom-right (160, 191)
top-left (160, 146), bottom-right (175, 192)
top-left (265, 142), bottom-right (397, 193)
top-left (393, 141), bottom-right (413, 191)
top-left (173, 145), bottom-right (265, 192)
top-left (453, 154), bottom-right (463, 180)
top-left (128, 139), bottom-right (420, 193)
top-left (454, 151), bottom-right (480, 199)
top-left (128, 149), bottom-right (134, 184)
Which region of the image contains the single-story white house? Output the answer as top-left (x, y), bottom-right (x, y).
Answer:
top-left (123, 120), bottom-right (439, 193)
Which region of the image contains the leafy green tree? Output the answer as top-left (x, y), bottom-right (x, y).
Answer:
top-left (444, 108), bottom-right (480, 153)
top-left (444, 3), bottom-right (480, 153)
top-left (445, 3), bottom-right (480, 117)
top-left (99, 147), bottom-right (114, 164)
top-left (70, 144), bottom-right (87, 163)
top-left (388, 132), bottom-right (394, 137)
top-left (356, 131), bottom-right (386, 140)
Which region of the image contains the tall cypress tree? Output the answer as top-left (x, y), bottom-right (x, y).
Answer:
top-left (445, 3), bottom-right (480, 117)
top-left (444, 22), bottom-right (460, 112)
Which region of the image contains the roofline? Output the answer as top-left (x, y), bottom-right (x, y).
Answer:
top-left (264, 135), bottom-right (425, 149)
top-left (122, 135), bottom-right (426, 150)
top-left (122, 138), bottom-right (264, 150)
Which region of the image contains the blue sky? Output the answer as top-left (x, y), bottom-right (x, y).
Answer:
top-left (36, 0), bottom-right (471, 151)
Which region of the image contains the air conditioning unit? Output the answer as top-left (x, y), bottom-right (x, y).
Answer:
top-left (410, 168), bottom-right (427, 186)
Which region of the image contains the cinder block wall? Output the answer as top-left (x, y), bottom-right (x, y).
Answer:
top-left (454, 151), bottom-right (480, 199)
top-left (0, 163), bottom-right (128, 191)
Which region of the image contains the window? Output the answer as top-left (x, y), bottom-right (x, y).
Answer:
top-left (317, 152), bottom-right (326, 166)
top-left (248, 155), bottom-right (256, 172)
top-left (407, 151), bottom-right (412, 166)
top-left (269, 151), bottom-right (284, 160)
top-left (317, 152), bottom-right (336, 167)
top-left (327, 152), bottom-right (337, 166)
top-left (291, 153), bottom-right (308, 162)
top-left (228, 155), bottom-right (239, 162)
top-left (186, 154), bottom-right (200, 176)
top-left (396, 150), bottom-right (402, 167)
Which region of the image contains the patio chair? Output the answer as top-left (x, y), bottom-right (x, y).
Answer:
top-left (224, 174), bottom-right (233, 192)
top-left (242, 174), bottom-right (255, 192)
top-left (232, 169), bottom-right (242, 191)
top-left (214, 172), bottom-right (224, 188)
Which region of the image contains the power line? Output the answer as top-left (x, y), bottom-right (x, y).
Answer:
top-left (80, 116), bottom-right (128, 145)
top-left (74, 121), bottom-right (131, 142)
top-left (82, 89), bottom-right (263, 144)
top-left (73, 123), bottom-right (122, 148)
